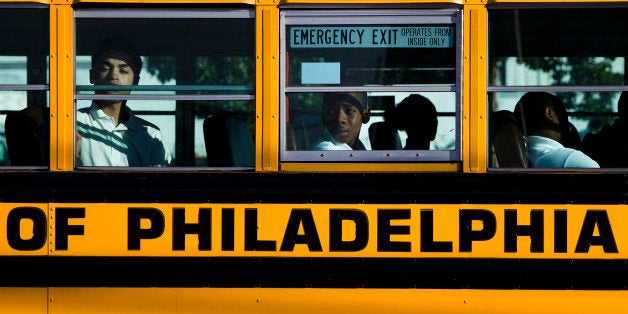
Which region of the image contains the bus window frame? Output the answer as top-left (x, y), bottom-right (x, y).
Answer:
top-left (486, 3), bottom-right (628, 172)
top-left (279, 8), bottom-right (463, 163)
top-left (0, 3), bottom-right (50, 169)
top-left (73, 7), bottom-right (256, 170)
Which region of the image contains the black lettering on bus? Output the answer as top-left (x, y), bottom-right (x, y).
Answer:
top-left (55, 207), bottom-right (85, 251)
top-left (377, 209), bottom-right (411, 252)
top-left (222, 208), bottom-right (235, 251)
top-left (554, 210), bottom-right (568, 253)
top-left (244, 208), bottom-right (276, 251)
top-left (127, 207), bottom-right (165, 250)
top-left (280, 209), bottom-right (322, 252)
top-left (420, 209), bottom-right (453, 252)
top-left (459, 209), bottom-right (496, 252)
top-left (504, 209), bottom-right (544, 253)
top-left (7, 206), bottom-right (46, 251)
top-left (575, 210), bottom-right (618, 253)
top-left (172, 207), bottom-right (211, 251)
top-left (329, 209), bottom-right (368, 252)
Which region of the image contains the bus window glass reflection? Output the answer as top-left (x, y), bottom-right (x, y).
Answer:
top-left (0, 6), bottom-right (49, 167)
top-left (488, 7), bottom-right (627, 169)
top-left (74, 9), bottom-right (255, 168)
top-left (281, 10), bottom-right (462, 163)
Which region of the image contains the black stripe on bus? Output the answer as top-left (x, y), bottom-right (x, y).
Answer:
top-left (0, 172), bottom-right (625, 204)
top-left (0, 257), bottom-right (625, 289)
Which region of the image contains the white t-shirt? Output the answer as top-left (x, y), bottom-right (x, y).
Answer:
top-left (311, 128), bottom-right (366, 150)
top-left (76, 103), bottom-right (172, 167)
top-left (527, 135), bottom-right (599, 168)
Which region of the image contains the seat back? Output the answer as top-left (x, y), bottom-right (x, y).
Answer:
top-left (288, 109), bottom-right (320, 150)
top-left (369, 121), bottom-right (402, 150)
top-left (490, 110), bottom-right (528, 168)
top-left (203, 115), bottom-right (254, 167)
top-left (286, 122), bottom-right (298, 151)
top-left (5, 106), bottom-right (49, 166)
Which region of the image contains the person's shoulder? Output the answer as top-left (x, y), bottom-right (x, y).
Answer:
top-left (127, 112), bottom-right (162, 132)
top-left (311, 140), bottom-right (348, 150)
top-left (311, 140), bottom-right (334, 150)
top-left (564, 149), bottom-right (600, 168)
top-left (75, 106), bottom-right (93, 122)
top-left (77, 103), bottom-right (97, 115)
top-left (527, 135), bottom-right (557, 148)
top-left (526, 135), bottom-right (545, 143)
top-left (125, 113), bottom-right (168, 145)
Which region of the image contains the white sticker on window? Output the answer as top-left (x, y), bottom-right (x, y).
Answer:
top-left (301, 62), bottom-right (340, 84)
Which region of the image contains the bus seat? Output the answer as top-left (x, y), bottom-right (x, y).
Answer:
top-left (5, 106), bottom-right (49, 166)
top-left (203, 115), bottom-right (254, 167)
top-left (369, 121), bottom-right (402, 150)
top-left (289, 109), bottom-right (320, 150)
top-left (286, 122), bottom-right (298, 150)
top-left (491, 110), bottom-right (528, 168)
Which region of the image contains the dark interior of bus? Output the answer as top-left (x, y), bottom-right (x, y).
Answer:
top-left (489, 8), bottom-right (627, 57)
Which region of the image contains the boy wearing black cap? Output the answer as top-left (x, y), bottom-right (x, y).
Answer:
top-left (75, 37), bottom-right (172, 167)
top-left (311, 92), bottom-right (370, 150)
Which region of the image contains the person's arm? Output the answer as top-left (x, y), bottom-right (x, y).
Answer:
top-left (148, 132), bottom-right (172, 167)
top-left (75, 132), bottom-right (83, 166)
top-left (564, 150), bottom-right (600, 168)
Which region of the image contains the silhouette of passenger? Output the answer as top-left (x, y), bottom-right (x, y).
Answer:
top-left (582, 91), bottom-right (628, 167)
top-left (551, 96), bottom-right (582, 150)
top-left (5, 105), bottom-right (49, 166)
top-left (514, 92), bottom-right (598, 168)
top-left (385, 94), bottom-right (438, 150)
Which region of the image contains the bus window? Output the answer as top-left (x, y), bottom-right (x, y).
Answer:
top-left (488, 6), bottom-right (627, 169)
top-left (280, 9), bottom-right (462, 163)
top-left (0, 5), bottom-right (49, 167)
top-left (74, 8), bottom-right (255, 168)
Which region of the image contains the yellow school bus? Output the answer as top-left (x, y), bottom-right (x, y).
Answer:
top-left (0, 0), bottom-right (627, 312)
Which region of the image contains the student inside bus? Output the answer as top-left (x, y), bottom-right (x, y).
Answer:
top-left (311, 91), bottom-right (370, 150)
top-left (582, 91), bottom-right (628, 167)
top-left (5, 104), bottom-right (49, 166)
top-left (550, 95), bottom-right (583, 151)
top-left (514, 92), bottom-right (599, 168)
top-left (384, 94), bottom-right (438, 150)
top-left (75, 37), bottom-right (172, 167)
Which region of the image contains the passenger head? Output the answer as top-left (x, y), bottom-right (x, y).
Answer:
top-left (514, 92), bottom-right (563, 139)
top-left (321, 92), bottom-right (369, 149)
top-left (90, 37), bottom-right (142, 88)
top-left (541, 93), bottom-right (583, 148)
top-left (389, 94), bottom-right (438, 149)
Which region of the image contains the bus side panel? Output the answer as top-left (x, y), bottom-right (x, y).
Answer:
top-left (0, 288), bottom-right (47, 314)
top-left (46, 288), bottom-right (628, 314)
